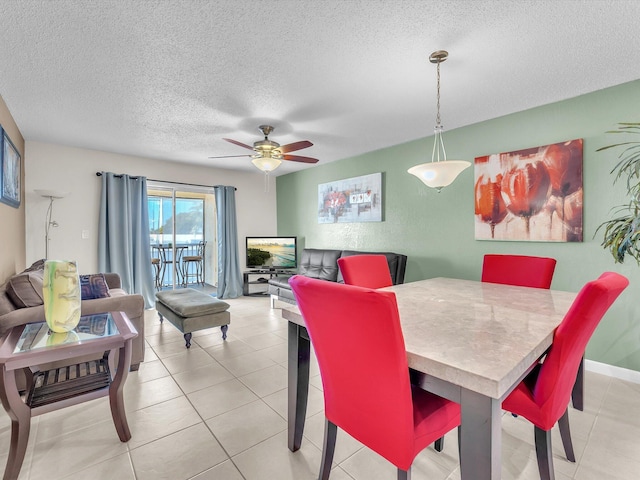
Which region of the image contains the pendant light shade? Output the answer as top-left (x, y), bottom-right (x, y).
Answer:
top-left (408, 160), bottom-right (471, 191)
top-left (408, 50), bottom-right (470, 192)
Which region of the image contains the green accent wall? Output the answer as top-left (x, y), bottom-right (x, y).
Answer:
top-left (277, 79), bottom-right (640, 372)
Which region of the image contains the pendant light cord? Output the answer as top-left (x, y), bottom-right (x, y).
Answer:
top-left (432, 56), bottom-right (446, 163)
top-left (435, 59), bottom-right (441, 127)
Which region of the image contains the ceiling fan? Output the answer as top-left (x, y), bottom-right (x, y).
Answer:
top-left (209, 125), bottom-right (319, 173)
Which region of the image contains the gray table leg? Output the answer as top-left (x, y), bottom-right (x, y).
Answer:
top-left (288, 322), bottom-right (310, 452)
top-left (459, 388), bottom-right (502, 480)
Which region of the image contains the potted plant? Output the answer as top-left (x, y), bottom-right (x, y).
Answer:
top-left (596, 122), bottom-right (640, 263)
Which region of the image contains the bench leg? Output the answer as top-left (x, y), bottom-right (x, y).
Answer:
top-left (184, 332), bottom-right (192, 348)
top-left (158, 312), bottom-right (164, 323)
top-left (221, 324), bottom-right (228, 340)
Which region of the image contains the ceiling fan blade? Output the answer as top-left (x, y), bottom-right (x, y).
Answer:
top-left (223, 138), bottom-right (254, 150)
top-left (282, 154), bottom-right (319, 164)
top-left (208, 154), bottom-right (252, 159)
top-left (278, 140), bottom-right (313, 153)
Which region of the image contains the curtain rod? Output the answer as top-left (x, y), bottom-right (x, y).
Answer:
top-left (95, 172), bottom-right (236, 190)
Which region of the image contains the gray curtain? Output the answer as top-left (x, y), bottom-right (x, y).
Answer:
top-left (214, 185), bottom-right (243, 298)
top-left (98, 172), bottom-right (155, 308)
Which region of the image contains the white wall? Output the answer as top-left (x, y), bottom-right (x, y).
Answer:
top-left (25, 141), bottom-right (277, 275)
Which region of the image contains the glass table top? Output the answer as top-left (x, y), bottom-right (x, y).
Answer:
top-left (14, 313), bottom-right (120, 354)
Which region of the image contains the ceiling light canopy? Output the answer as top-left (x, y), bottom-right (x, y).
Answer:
top-left (408, 50), bottom-right (470, 192)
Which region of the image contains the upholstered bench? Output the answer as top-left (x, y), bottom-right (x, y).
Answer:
top-left (155, 289), bottom-right (230, 348)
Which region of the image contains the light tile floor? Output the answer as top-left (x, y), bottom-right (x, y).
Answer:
top-left (1, 295), bottom-right (639, 479)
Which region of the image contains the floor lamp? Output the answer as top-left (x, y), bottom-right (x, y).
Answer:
top-left (34, 189), bottom-right (69, 259)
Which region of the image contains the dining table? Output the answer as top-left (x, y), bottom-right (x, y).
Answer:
top-left (282, 277), bottom-right (577, 480)
top-left (151, 244), bottom-right (189, 287)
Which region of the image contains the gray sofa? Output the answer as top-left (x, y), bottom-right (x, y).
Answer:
top-left (0, 263), bottom-right (145, 372)
top-left (268, 248), bottom-right (408, 307)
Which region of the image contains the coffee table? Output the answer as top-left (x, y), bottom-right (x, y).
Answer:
top-left (0, 311), bottom-right (138, 480)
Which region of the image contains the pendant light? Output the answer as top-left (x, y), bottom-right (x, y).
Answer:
top-left (408, 50), bottom-right (470, 192)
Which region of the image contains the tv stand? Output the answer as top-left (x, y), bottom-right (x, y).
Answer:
top-left (249, 269), bottom-right (291, 274)
top-left (243, 270), bottom-right (293, 296)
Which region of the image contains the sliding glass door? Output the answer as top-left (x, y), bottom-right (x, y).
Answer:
top-left (148, 183), bottom-right (216, 289)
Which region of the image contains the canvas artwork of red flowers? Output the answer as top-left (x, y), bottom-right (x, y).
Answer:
top-left (474, 139), bottom-right (583, 242)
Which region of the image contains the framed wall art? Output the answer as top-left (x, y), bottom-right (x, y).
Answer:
top-left (1, 127), bottom-right (21, 208)
top-left (474, 139), bottom-right (583, 242)
top-left (318, 172), bottom-right (382, 223)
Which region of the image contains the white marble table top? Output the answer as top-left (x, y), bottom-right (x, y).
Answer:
top-left (382, 277), bottom-right (577, 399)
top-left (282, 277), bottom-right (577, 400)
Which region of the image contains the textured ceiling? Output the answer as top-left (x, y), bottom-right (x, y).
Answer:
top-left (1, 0), bottom-right (640, 176)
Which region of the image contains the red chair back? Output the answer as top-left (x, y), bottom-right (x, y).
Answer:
top-left (289, 275), bottom-right (415, 468)
top-left (482, 254), bottom-right (556, 289)
top-left (505, 272), bottom-right (628, 429)
top-left (338, 254), bottom-right (393, 289)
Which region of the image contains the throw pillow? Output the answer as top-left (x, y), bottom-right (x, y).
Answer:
top-left (0, 284), bottom-right (17, 315)
top-left (6, 269), bottom-right (45, 308)
top-left (25, 259), bottom-right (46, 272)
top-left (79, 274), bottom-right (111, 300)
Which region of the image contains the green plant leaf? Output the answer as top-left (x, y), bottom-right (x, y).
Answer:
top-left (597, 122), bottom-right (640, 264)
top-left (597, 141), bottom-right (640, 151)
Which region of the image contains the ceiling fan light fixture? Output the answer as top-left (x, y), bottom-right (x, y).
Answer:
top-left (251, 156), bottom-right (282, 173)
top-left (408, 50), bottom-right (470, 192)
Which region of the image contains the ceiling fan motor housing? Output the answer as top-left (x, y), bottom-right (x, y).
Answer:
top-left (254, 125), bottom-right (282, 157)
top-left (254, 139), bottom-right (282, 158)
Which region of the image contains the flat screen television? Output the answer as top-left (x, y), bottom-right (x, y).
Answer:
top-left (246, 236), bottom-right (297, 270)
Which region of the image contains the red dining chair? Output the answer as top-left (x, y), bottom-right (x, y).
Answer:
top-left (502, 272), bottom-right (628, 480)
top-left (482, 254), bottom-right (593, 412)
top-left (289, 275), bottom-right (461, 480)
top-left (338, 253), bottom-right (450, 452)
top-left (481, 254), bottom-right (557, 289)
top-left (338, 254), bottom-right (393, 288)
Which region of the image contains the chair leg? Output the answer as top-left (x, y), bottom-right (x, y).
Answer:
top-left (572, 356), bottom-right (585, 411)
top-left (534, 426), bottom-right (555, 480)
top-left (558, 408), bottom-right (576, 462)
top-left (397, 467), bottom-right (411, 480)
top-left (434, 436), bottom-right (444, 452)
top-left (181, 261), bottom-right (188, 287)
top-left (319, 419), bottom-right (337, 480)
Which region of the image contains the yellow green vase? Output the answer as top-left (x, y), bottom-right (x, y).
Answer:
top-left (43, 260), bottom-right (81, 333)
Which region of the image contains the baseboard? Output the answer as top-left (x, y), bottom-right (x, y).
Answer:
top-left (585, 359), bottom-right (640, 384)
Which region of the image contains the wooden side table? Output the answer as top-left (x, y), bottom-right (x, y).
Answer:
top-left (0, 311), bottom-right (138, 480)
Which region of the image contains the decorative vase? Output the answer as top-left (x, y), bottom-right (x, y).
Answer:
top-left (46, 330), bottom-right (80, 346)
top-left (42, 260), bottom-right (81, 333)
